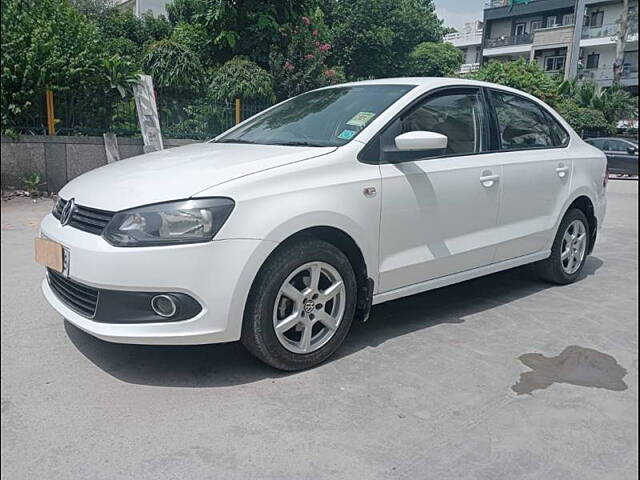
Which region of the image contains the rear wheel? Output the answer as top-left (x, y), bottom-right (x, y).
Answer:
top-left (241, 238), bottom-right (357, 371)
top-left (536, 208), bottom-right (590, 284)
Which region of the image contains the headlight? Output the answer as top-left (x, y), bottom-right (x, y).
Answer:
top-left (103, 198), bottom-right (235, 247)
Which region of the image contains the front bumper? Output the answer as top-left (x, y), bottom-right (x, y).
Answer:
top-left (40, 214), bottom-right (276, 345)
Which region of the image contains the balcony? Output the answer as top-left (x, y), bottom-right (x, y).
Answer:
top-left (486, 33), bottom-right (533, 48)
top-left (444, 30), bottom-right (483, 47)
top-left (459, 63), bottom-right (481, 74)
top-left (581, 22), bottom-right (639, 44)
top-left (578, 65), bottom-right (639, 87)
top-left (485, 0), bottom-right (544, 8)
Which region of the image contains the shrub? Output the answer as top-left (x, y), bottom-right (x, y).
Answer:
top-left (142, 39), bottom-right (205, 94)
top-left (408, 42), bottom-right (463, 77)
top-left (208, 57), bottom-right (275, 102)
top-left (554, 98), bottom-right (614, 136)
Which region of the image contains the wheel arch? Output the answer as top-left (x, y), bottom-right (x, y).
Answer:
top-left (564, 194), bottom-right (598, 254)
top-left (246, 225), bottom-right (374, 325)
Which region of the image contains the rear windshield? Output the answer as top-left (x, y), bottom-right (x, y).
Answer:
top-left (216, 85), bottom-right (414, 147)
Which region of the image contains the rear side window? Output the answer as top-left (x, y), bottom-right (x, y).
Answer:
top-left (490, 90), bottom-right (569, 150)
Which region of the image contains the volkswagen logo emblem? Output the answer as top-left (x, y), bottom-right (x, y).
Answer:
top-left (60, 198), bottom-right (76, 226)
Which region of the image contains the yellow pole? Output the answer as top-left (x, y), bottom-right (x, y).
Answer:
top-left (235, 98), bottom-right (241, 125)
top-left (46, 90), bottom-right (56, 135)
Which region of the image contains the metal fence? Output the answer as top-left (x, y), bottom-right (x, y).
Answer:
top-left (9, 91), bottom-right (273, 140)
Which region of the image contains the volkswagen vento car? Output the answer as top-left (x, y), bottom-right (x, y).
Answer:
top-left (585, 136), bottom-right (638, 176)
top-left (36, 78), bottom-right (608, 370)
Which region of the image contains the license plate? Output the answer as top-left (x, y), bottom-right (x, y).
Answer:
top-left (35, 237), bottom-right (67, 274)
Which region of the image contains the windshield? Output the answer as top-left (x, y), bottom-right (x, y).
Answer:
top-left (216, 85), bottom-right (414, 147)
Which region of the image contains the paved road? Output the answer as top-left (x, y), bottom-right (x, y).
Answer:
top-left (2, 181), bottom-right (638, 480)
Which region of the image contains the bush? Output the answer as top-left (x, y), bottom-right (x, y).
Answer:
top-left (170, 22), bottom-right (209, 61)
top-left (554, 98), bottom-right (614, 136)
top-left (408, 42), bottom-right (463, 77)
top-left (472, 58), bottom-right (560, 104)
top-left (269, 11), bottom-right (345, 100)
top-left (1, 0), bottom-right (105, 133)
top-left (208, 57), bottom-right (275, 102)
top-left (142, 39), bottom-right (205, 94)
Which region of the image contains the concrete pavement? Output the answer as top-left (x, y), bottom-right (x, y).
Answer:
top-left (1, 180), bottom-right (638, 479)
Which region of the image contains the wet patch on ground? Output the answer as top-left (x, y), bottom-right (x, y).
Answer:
top-left (512, 345), bottom-right (628, 395)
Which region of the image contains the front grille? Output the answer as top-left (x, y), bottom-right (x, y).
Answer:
top-left (47, 269), bottom-right (99, 318)
top-left (53, 198), bottom-right (115, 235)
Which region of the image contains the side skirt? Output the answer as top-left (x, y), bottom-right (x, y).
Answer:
top-left (372, 250), bottom-right (550, 306)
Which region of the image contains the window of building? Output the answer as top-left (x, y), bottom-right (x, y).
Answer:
top-left (490, 91), bottom-right (567, 149)
top-left (531, 20), bottom-right (543, 31)
top-left (562, 14), bottom-right (575, 25)
top-left (590, 10), bottom-right (604, 28)
top-left (544, 56), bottom-right (566, 72)
top-left (546, 16), bottom-right (558, 28)
top-left (514, 23), bottom-right (527, 35)
top-left (586, 53), bottom-right (600, 69)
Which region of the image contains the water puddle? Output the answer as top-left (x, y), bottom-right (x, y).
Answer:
top-left (512, 345), bottom-right (628, 395)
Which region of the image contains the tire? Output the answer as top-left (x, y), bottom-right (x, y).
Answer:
top-left (535, 208), bottom-right (590, 285)
top-left (241, 238), bottom-right (357, 371)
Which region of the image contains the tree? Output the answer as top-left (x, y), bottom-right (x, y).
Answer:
top-left (471, 58), bottom-right (561, 104)
top-left (1, 0), bottom-right (105, 132)
top-left (408, 42), bottom-right (463, 77)
top-left (194, 0), bottom-right (318, 67)
top-left (269, 11), bottom-right (345, 100)
top-left (326, 0), bottom-right (444, 79)
top-left (558, 79), bottom-right (637, 124)
top-left (613, 0), bottom-right (630, 84)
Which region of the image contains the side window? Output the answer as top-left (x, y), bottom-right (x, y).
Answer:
top-left (399, 90), bottom-right (486, 156)
top-left (608, 140), bottom-right (629, 152)
top-left (491, 90), bottom-right (567, 150)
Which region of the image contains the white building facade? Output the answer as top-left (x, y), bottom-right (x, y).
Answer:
top-left (480, 0), bottom-right (638, 92)
top-left (444, 21), bottom-right (484, 73)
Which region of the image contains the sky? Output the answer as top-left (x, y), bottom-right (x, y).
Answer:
top-left (434, 0), bottom-right (485, 31)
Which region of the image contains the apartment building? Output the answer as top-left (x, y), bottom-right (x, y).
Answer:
top-left (116, 0), bottom-right (169, 17)
top-left (444, 21), bottom-right (484, 73)
top-left (480, 0), bottom-right (638, 92)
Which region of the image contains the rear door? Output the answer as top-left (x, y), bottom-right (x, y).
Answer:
top-left (488, 89), bottom-right (574, 262)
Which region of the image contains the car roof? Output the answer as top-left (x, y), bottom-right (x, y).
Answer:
top-left (337, 77), bottom-right (510, 89)
top-left (324, 77), bottom-right (547, 100)
top-left (587, 137), bottom-right (637, 143)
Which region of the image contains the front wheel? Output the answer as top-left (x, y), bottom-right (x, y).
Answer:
top-left (241, 238), bottom-right (357, 371)
top-left (536, 208), bottom-right (590, 285)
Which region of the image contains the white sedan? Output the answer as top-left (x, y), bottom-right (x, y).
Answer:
top-left (37, 78), bottom-right (607, 370)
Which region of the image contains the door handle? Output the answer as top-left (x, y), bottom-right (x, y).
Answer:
top-left (556, 164), bottom-right (570, 178)
top-left (479, 173), bottom-right (500, 187)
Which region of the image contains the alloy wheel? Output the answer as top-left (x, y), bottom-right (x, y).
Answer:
top-left (273, 262), bottom-right (346, 354)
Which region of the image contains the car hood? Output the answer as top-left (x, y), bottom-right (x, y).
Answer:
top-left (59, 142), bottom-right (335, 211)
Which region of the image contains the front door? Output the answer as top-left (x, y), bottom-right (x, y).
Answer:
top-left (376, 88), bottom-right (502, 293)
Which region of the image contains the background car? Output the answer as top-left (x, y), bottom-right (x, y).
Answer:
top-left (585, 137), bottom-right (638, 176)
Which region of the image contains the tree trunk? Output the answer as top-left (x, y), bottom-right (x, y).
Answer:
top-left (613, 0), bottom-right (629, 85)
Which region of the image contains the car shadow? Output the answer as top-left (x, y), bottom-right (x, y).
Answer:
top-left (65, 256), bottom-right (603, 388)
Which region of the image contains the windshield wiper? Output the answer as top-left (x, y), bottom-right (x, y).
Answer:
top-left (273, 141), bottom-right (328, 147)
top-left (215, 139), bottom-right (259, 144)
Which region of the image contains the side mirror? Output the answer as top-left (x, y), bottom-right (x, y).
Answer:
top-left (395, 131), bottom-right (448, 152)
top-left (627, 146), bottom-right (638, 155)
